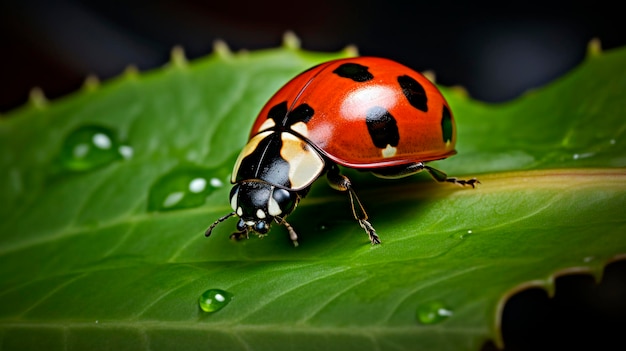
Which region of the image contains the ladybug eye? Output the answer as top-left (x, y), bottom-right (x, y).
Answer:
top-left (270, 188), bottom-right (296, 216)
top-left (236, 218), bottom-right (246, 232)
top-left (255, 221), bottom-right (269, 234)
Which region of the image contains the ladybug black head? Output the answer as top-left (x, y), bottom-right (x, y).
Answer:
top-left (228, 181), bottom-right (298, 236)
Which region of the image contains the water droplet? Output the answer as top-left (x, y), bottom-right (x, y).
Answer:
top-left (210, 177), bottom-right (223, 188)
top-left (416, 301), bottom-right (453, 324)
top-left (59, 125), bottom-right (123, 171)
top-left (148, 166), bottom-right (228, 211)
top-left (449, 229), bottom-right (473, 240)
top-left (118, 145), bottom-right (134, 159)
top-left (198, 289), bottom-right (232, 313)
top-left (583, 256), bottom-right (595, 263)
top-left (572, 152), bottom-right (594, 160)
top-left (189, 178), bottom-right (207, 193)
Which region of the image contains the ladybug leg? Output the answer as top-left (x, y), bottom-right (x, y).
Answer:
top-left (276, 218), bottom-right (299, 247)
top-left (370, 162), bottom-right (426, 179)
top-left (327, 165), bottom-right (381, 245)
top-left (373, 162), bottom-right (479, 188)
top-left (423, 164), bottom-right (480, 188)
top-left (205, 212), bottom-right (236, 237)
top-left (229, 228), bottom-right (249, 241)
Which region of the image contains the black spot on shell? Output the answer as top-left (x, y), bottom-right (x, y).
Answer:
top-left (365, 106), bottom-right (400, 149)
top-left (267, 102), bottom-right (315, 127)
top-left (267, 101), bottom-right (288, 125)
top-left (333, 63), bottom-right (373, 82)
top-left (288, 103), bottom-right (314, 124)
top-left (398, 75), bottom-right (428, 112)
top-left (441, 105), bottom-right (453, 143)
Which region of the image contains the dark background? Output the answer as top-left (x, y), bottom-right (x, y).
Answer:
top-left (1, 0), bottom-right (625, 112)
top-left (1, 1), bottom-right (625, 350)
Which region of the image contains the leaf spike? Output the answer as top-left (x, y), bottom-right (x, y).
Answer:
top-left (421, 70), bottom-right (436, 83)
top-left (28, 87), bottom-right (48, 109)
top-left (123, 64), bottom-right (140, 79)
top-left (341, 44), bottom-right (359, 57)
top-left (83, 74), bottom-right (100, 91)
top-left (588, 262), bottom-right (605, 284)
top-left (450, 85), bottom-right (469, 99)
top-left (213, 39), bottom-right (232, 59)
top-left (170, 45), bottom-right (188, 68)
top-left (282, 31), bottom-right (300, 50)
top-left (586, 37), bottom-right (602, 58)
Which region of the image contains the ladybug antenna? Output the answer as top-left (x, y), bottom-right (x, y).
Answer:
top-left (205, 212), bottom-right (236, 237)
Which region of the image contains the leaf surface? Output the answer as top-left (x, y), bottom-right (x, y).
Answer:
top-left (1, 41), bottom-right (625, 350)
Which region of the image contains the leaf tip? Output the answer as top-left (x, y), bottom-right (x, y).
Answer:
top-left (421, 70), bottom-right (436, 83)
top-left (123, 64), bottom-right (140, 79)
top-left (170, 45), bottom-right (188, 68)
top-left (28, 87), bottom-right (48, 109)
top-left (586, 37), bottom-right (602, 58)
top-left (449, 85), bottom-right (470, 99)
top-left (341, 44), bottom-right (360, 57)
top-left (82, 74), bottom-right (101, 91)
top-left (213, 39), bottom-right (232, 59)
top-left (282, 31), bottom-right (301, 50)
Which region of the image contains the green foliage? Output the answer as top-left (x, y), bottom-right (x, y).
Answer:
top-left (0, 38), bottom-right (624, 351)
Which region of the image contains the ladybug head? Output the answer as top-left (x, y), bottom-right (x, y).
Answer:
top-left (205, 181), bottom-right (299, 239)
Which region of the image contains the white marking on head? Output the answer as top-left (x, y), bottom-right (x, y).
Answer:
top-left (382, 145), bottom-right (397, 158)
top-left (268, 196), bottom-right (282, 216)
top-left (230, 187), bottom-right (239, 211)
top-left (236, 207), bottom-right (243, 216)
top-left (256, 209), bottom-right (266, 219)
top-left (245, 220), bottom-right (255, 226)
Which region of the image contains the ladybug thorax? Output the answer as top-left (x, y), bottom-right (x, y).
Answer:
top-left (231, 128), bottom-right (326, 191)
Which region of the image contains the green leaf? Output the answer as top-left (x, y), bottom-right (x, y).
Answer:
top-left (1, 36), bottom-right (625, 351)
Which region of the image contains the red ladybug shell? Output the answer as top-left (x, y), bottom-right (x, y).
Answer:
top-left (249, 56), bottom-right (457, 169)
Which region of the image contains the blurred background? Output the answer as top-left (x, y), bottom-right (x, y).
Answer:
top-left (1, 0), bottom-right (625, 113)
top-left (1, 1), bottom-right (624, 350)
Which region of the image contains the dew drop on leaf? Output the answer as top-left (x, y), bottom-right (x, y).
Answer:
top-left (148, 167), bottom-right (228, 211)
top-left (59, 125), bottom-right (123, 171)
top-left (198, 289), bottom-right (232, 313)
top-left (416, 301), bottom-right (453, 324)
top-left (448, 229), bottom-right (473, 240)
top-left (118, 145), bottom-right (134, 159)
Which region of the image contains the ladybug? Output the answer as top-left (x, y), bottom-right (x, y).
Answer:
top-left (205, 57), bottom-right (478, 246)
